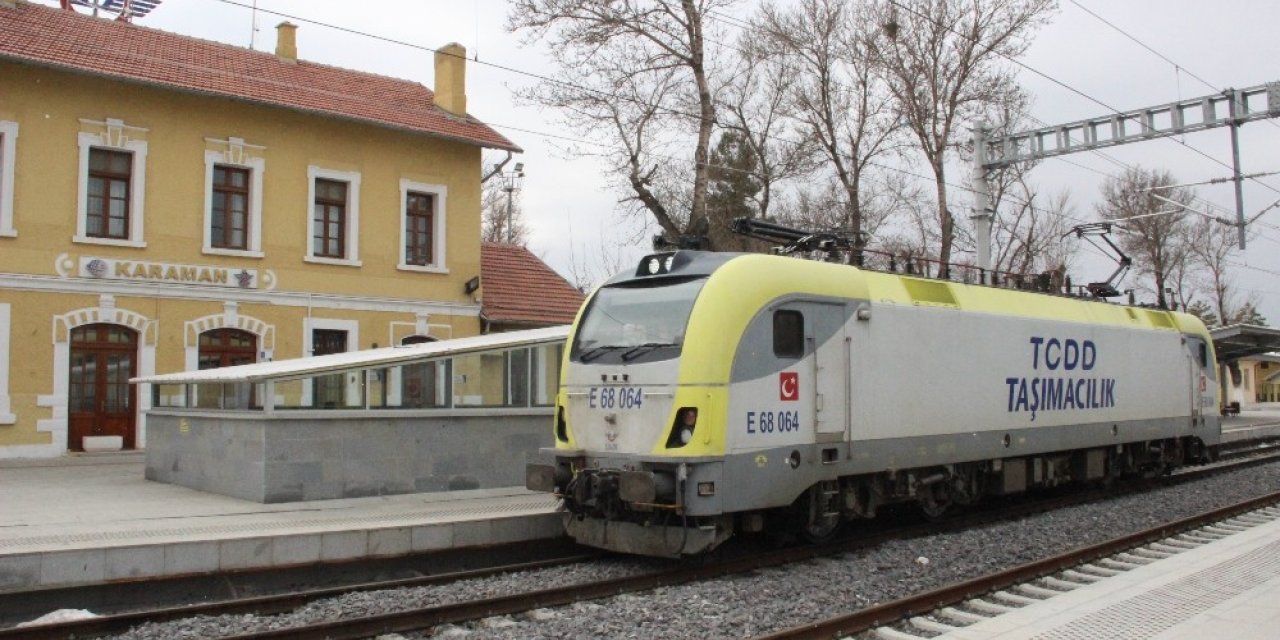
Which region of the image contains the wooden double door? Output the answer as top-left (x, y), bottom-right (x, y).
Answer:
top-left (67, 324), bottom-right (137, 451)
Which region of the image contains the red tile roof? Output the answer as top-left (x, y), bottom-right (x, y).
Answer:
top-left (481, 243), bottom-right (585, 327)
top-left (0, 2), bottom-right (520, 152)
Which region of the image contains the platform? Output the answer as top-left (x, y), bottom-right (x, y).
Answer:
top-left (936, 504), bottom-right (1280, 639)
top-left (0, 453), bottom-right (561, 592)
top-left (1221, 403), bottom-right (1280, 442)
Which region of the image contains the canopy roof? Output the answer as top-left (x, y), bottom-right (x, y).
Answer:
top-left (133, 326), bottom-right (569, 385)
top-left (1210, 324), bottom-right (1280, 362)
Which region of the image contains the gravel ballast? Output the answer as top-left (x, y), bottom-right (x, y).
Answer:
top-left (105, 460), bottom-right (1280, 640)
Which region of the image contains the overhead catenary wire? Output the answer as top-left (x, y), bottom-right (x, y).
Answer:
top-left (205, 0), bottom-right (1277, 226)
top-left (882, 0), bottom-right (1280, 202)
top-left (193, 0), bottom-right (1280, 290)
top-left (1066, 0), bottom-right (1280, 138)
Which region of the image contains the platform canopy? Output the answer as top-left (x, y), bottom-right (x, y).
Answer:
top-left (1210, 324), bottom-right (1280, 362)
top-left (132, 325), bottom-right (570, 385)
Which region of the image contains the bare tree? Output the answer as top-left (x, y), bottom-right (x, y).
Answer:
top-left (986, 164), bottom-right (1077, 278)
top-left (867, 0), bottom-right (1056, 269)
top-left (508, 0), bottom-right (736, 249)
top-left (716, 29), bottom-right (820, 240)
top-left (1186, 212), bottom-right (1256, 323)
top-left (481, 174), bottom-right (530, 245)
top-left (563, 216), bottom-right (642, 291)
top-left (1095, 167), bottom-right (1193, 309)
top-left (751, 0), bottom-right (904, 261)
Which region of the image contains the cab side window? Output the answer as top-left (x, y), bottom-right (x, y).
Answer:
top-left (773, 310), bottom-right (804, 358)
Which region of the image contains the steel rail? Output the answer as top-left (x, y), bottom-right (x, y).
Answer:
top-left (752, 491), bottom-right (1280, 640)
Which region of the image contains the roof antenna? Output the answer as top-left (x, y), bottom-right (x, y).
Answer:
top-left (249, 0), bottom-right (260, 50)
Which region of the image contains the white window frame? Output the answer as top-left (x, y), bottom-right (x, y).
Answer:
top-left (305, 166), bottom-right (361, 267)
top-left (203, 150), bottom-right (265, 258)
top-left (398, 179), bottom-right (449, 273)
top-left (75, 130), bottom-right (148, 248)
top-left (0, 121), bottom-right (17, 238)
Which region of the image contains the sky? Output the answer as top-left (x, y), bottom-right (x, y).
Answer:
top-left (37, 0), bottom-right (1280, 323)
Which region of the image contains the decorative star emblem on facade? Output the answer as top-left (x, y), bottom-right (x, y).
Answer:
top-left (235, 270), bottom-right (254, 288)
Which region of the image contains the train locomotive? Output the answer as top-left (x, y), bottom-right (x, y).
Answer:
top-left (525, 250), bottom-right (1220, 557)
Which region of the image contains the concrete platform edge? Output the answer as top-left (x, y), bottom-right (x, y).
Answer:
top-left (0, 512), bottom-right (565, 593)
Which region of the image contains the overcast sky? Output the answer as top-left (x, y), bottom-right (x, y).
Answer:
top-left (38, 0), bottom-right (1280, 323)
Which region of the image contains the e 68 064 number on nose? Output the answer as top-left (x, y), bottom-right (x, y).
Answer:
top-left (588, 386), bottom-right (645, 409)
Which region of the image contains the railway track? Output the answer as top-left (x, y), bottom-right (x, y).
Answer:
top-left (754, 492), bottom-right (1280, 640)
top-left (9, 445), bottom-right (1280, 640)
top-left (0, 549), bottom-right (601, 640)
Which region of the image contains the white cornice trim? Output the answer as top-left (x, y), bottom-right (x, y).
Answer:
top-left (0, 272), bottom-right (481, 316)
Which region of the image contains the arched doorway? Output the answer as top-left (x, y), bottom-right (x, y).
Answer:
top-left (197, 328), bottom-right (258, 409)
top-left (68, 323), bottom-right (137, 451)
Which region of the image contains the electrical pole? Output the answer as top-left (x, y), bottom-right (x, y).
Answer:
top-left (1227, 88), bottom-right (1247, 249)
top-left (970, 122), bottom-right (992, 282)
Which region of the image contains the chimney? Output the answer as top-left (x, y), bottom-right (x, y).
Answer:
top-left (275, 22), bottom-right (298, 64)
top-left (434, 43), bottom-right (467, 117)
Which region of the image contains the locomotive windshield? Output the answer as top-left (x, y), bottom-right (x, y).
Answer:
top-left (571, 277), bottom-right (706, 364)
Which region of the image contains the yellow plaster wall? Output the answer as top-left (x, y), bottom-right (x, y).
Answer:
top-left (0, 61), bottom-right (483, 302)
top-left (0, 60), bottom-right (490, 451)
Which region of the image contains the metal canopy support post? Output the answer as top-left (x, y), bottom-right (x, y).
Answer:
top-left (971, 122), bottom-right (992, 277)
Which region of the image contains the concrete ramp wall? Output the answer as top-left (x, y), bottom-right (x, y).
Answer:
top-left (144, 410), bottom-right (552, 502)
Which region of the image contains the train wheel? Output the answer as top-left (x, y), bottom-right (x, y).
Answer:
top-left (917, 482), bottom-right (952, 521)
top-left (799, 481), bottom-right (841, 543)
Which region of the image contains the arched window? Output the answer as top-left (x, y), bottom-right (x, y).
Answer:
top-left (198, 328), bottom-right (257, 369)
top-left (197, 328), bottom-right (257, 409)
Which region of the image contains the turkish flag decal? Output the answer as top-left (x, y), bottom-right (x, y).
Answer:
top-left (780, 372), bottom-right (799, 401)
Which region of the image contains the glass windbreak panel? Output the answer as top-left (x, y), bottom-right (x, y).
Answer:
top-left (153, 384), bottom-right (188, 408)
top-left (314, 373), bottom-right (342, 407)
top-left (194, 382), bottom-right (256, 410)
top-left (532, 343), bottom-right (562, 407)
top-left (571, 277), bottom-right (705, 364)
top-left (507, 348), bottom-right (530, 408)
top-left (453, 353), bottom-right (507, 407)
top-left (312, 371), bottom-right (357, 409)
top-left (272, 379), bottom-right (308, 409)
top-left (390, 360), bottom-right (451, 409)
top-left (366, 368), bottom-right (389, 409)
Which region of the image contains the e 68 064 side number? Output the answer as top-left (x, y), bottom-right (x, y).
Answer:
top-left (747, 410), bottom-right (801, 434)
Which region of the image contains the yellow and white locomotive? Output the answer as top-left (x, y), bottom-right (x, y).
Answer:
top-left (526, 251), bottom-right (1219, 557)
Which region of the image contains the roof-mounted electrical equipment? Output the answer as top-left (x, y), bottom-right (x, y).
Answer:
top-left (730, 217), bottom-right (866, 262)
top-left (1064, 222), bottom-right (1132, 298)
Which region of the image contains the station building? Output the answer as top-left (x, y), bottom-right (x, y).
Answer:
top-left (0, 1), bottom-right (520, 457)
